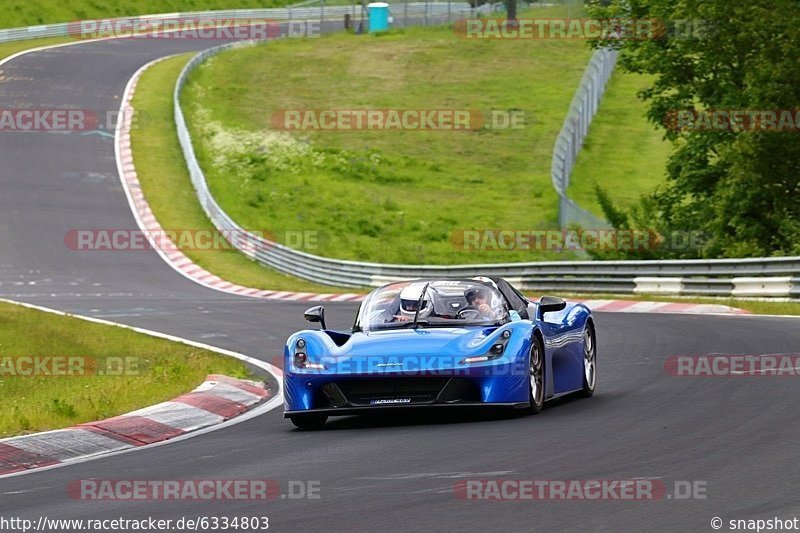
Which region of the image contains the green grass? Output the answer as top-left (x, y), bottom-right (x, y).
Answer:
top-left (0, 301), bottom-right (251, 437)
top-left (131, 54), bottom-right (354, 292)
top-left (724, 300), bottom-right (800, 316)
top-left (568, 72), bottom-right (672, 218)
top-left (0, 0), bottom-right (295, 29)
top-left (0, 36), bottom-right (74, 61)
top-left (182, 13), bottom-right (594, 265)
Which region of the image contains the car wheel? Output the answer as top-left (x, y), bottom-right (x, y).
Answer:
top-left (527, 335), bottom-right (545, 414)
top-left (581, 325), bottom-right (596, 397)
top-left (290, 414), bottom-right (328, 429)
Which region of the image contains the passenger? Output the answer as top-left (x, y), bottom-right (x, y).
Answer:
top-left (464, 286), bottom-right (497, 319)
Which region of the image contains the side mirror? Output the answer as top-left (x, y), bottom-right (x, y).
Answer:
top-left (538, 296), bottom-right (566, 318)
top-left (304, 306), bottom-right (326, 330)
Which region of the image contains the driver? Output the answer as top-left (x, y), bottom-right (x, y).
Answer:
top-left (394, 284), bottom-right (433, 322)
top-left (464, 286), bottom-right (497, 319)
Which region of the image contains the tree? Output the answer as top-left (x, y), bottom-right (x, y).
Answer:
top-left (585, 0), bottom-right (800, 258)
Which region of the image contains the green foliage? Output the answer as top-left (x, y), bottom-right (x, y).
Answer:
top-left (594, 183), bottom-right (628, 229)
top-left (48, 399), bottom-right (78, 419)
top-left (586, 0), bottom-right (800, 258)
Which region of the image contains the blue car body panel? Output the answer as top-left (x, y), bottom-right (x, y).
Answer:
top-left (540, 303), bottom-right (593, 395)
top-left (283, 290), bottom-right (593, 416)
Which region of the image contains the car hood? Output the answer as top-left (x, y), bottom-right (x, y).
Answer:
top-left (336, 327), bottom-right (497, 358)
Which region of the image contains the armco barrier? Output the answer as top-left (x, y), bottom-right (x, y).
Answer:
top-left (731, 277), bottom-right (800, 298)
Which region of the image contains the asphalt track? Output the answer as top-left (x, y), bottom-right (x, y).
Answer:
top-left (0, 34), bottom-right (799, 533)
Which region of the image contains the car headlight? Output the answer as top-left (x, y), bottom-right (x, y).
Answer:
top-left (460, 328), bottom-right (512, 364)
top-left (293, 338), bottom-right (324, 370)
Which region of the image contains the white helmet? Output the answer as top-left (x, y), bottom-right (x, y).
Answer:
top-left (399, 283), bottom-right (433, 319)
top-left (471, 276), bottom-right (499, 290)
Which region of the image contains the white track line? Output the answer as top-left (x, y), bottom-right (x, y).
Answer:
top-left (0, 34), bottom-right (129, 69)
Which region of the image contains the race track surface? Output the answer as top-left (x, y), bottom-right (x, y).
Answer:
top-left (0, 35), bottom-right (798, 532)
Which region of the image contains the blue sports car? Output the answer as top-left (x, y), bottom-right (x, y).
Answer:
top-left (283, 277), bottom-right (596, 429)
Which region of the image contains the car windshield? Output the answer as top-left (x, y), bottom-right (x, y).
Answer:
top-left (354, 280), bottom-right (510, 332)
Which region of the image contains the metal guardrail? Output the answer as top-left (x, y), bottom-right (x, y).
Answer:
top-left (550, 47), bottom-right (617, 229)
top-left (172, 42), bottom-right (800, 297)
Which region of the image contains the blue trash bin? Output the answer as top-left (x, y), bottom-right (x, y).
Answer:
top-left (368, 2), bottom-right (390, 33)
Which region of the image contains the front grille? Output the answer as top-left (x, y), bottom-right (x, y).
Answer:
top-left (322, 378), bottom-right (480, 407)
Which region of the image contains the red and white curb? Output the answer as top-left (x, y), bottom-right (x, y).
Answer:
top-left (113, 59), bottom-right (747, 315)
top-left (0, 374), bottom-right (270, 476)
top-left (580, 299), bottom-right (749, 315)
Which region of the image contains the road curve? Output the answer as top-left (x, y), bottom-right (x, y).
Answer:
top-left (0, 35), bottom-right (799, 532)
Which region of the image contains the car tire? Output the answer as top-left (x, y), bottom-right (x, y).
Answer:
top-left (581, 324), bottom-right (596, 398)
top-left (289, 414), bottom-right (328, 429)
top-left (527, 334), bottom-right (545, 414)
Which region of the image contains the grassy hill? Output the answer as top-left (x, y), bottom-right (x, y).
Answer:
top-left (182, 13), bottom-right (594, 264)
